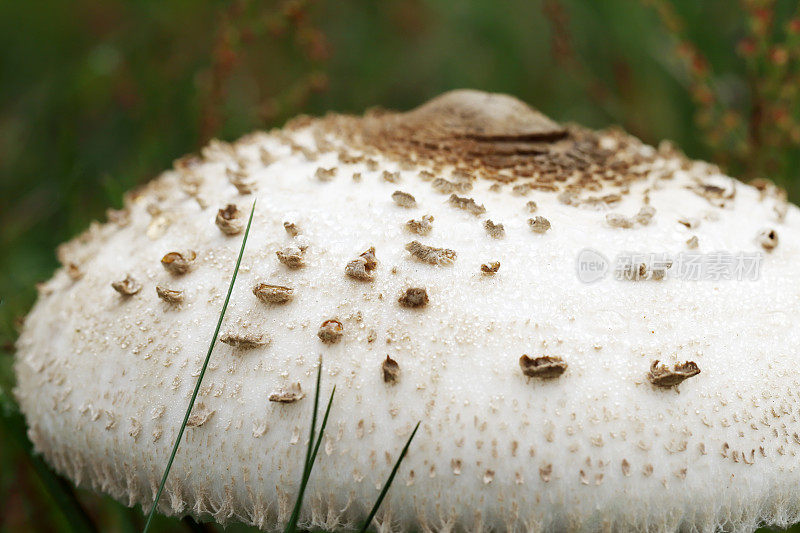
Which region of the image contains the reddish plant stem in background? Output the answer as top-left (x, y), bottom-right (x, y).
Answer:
top-left (200, 4), bottom-right (239, 142)
top-left (541, 0), bottom-right (614, 107)
top-left (199, 0), bottom-right (332, 142)
top-left (646, 0), bottom-right (800, 183)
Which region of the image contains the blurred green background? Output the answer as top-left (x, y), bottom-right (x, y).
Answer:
top-left (2, 0), bottom-right (800, 531)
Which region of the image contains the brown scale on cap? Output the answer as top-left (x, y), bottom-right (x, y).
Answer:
top-left (392, 190), bottom-right (417, 208)
top-left (528, 216), bottom-right (551, 234)
top-left (215, 204), bottom-right (244, 235)
top-left (161, 250), bottom-right (196, 275)
top-left (318, 319), bottom-right (344, 344)
top-left (111, 275), bottom-right (141, 296)
top-left (155, 286), bottom-right (184, 304)
top-left (606, 213), bottom-right (634, 229)
top-left (269, 383), bottom-right (304, 403)
top-left (406, 215), bottom-right (434, 235)
top-left (689, 179), bottom-right (736, 208)
top-left (512, 183), bottom-right (534, 196)
top-left (451, 168), bottom-right (474, 180)
top-left (382, 356), bottom-right (400, 384)
top-left (179, 171), bottom-right (203, 198)
top-left (106, 208), bottom-right (130, 227)
top-left (276, 245), bottom-right (305, 269)
top-left (519, 355), bottom-right (567, 379)
top-left (226, 167), bottom-right (255, 195)
top-left (561, 191), bottom-right (623, 209)
top-left (398, 287), bottom-right (429, 308)
top-left (315, 167), bottom-right (337, 182)
top-left (647, 360), bottom-right (701, 388)
top-left (751, 178), bottom-right (789, 222)
top-left (449, 194), bottom-right (486, 216)
top-left (481, 261), bottom-right (500, 275)
top-left (382, 170), bottom-right (400, 183)
top-left (678, 217), bottom-right (700, 229)
top-left (483, 220), bottom-right (505, 239)
top-left (283, 221), bottom-right (299, 237)
top-left (539, 464), bottom-right (553, 482)
top-left (635, 205), bottom-right (656, 226)
top-left (337, 150), bottom-right (362, 165)
top-left (173, 153), bottom-right (202, 172)
top-left (405, 241), bottom-right (456, 265)
top-left (219, 332), bottom-right (269, 349)
top-left (345, 247), bottom-right (377, 281)
top-left (259, 147), bottom-right (274, 166)
top-left (289, 141), bottom-right (317, 162)
top-left (432, 178), bottom-right (472, 194)
top-left (399, 158), bottom-right (416, 171)
top-left (66, 263), bottom-right (83, 281)
top-left (252, 283), bottom-right (294, 304)
top-left (186, 403), bottom-right (214, 427)
top-left (757, 228), bottom-right (778, 251)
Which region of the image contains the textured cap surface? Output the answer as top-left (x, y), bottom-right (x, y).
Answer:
top-left (395, 89), bottom-right (567, 140)
top-left (14, 90), bottom-right (800, 532)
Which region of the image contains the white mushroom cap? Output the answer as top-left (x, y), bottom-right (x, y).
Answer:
top-left (14, 89), bottom-right (800, 531)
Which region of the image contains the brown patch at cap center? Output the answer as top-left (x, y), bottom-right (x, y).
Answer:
top-left (304, 90), bottom-right (656, 193)
top-left (393, 89), bottom-right (567, 142)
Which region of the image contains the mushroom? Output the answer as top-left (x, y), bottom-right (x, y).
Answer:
top-left (14, 89), bottom-right (800, 532)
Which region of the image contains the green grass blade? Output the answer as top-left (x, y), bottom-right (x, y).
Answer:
top-left (306, 385), bottom-right (335, 482)
top-left (0, 387), bottom-right (97, 533)
top-left (283, 357), bottom-right (323, 533)
top-left (358, 421), bottom-right (421, 533)
top-left (143, 200), bottom-right (256, 533)
top-left (304, 357), bottom-right (323, 484)
top-left (283, 361), bottom-right (336, 533)
top-left (283, 356), bottom-right (336, 533)
top-left (291, 385), bottom-right (335, 530)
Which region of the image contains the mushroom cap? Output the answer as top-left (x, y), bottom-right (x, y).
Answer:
top-left (14, 90), bottom-right (800, 532)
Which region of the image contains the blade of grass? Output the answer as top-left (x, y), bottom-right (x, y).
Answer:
top-left (284, 357), bottom-right (336, 533)
top-left (358, 421), bottom-right (421, 533)
top-left (0, 386), bottom-right (97, 533)
top-left (283, 357), bottom-right (323, 533)
top-left (289, 386), bottom-right (335, 532)
top-left (305, 385), bottom-right (335, 485)
top-left (143, 200), bottom-right (256, 533)
top-left (303, 357), bottom-right (323, 489)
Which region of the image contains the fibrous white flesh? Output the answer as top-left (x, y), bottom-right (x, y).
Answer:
top-left (14, 93), bottom-right (800, 532)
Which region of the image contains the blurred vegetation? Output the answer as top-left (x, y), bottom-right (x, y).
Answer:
top-left (2, 0), bottom-right (800, 531)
